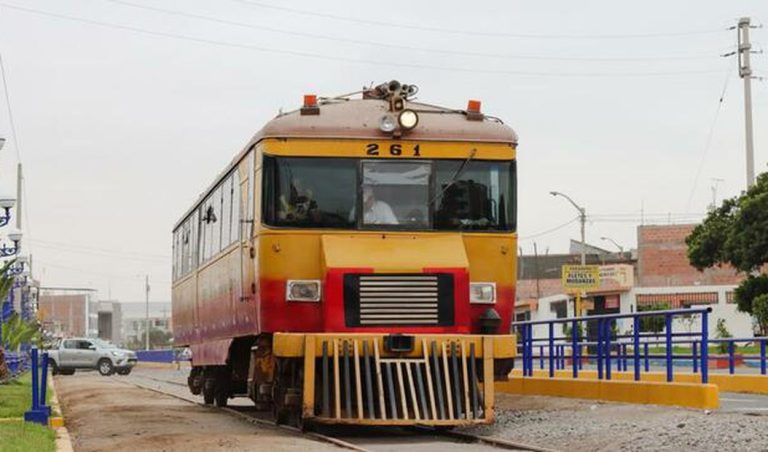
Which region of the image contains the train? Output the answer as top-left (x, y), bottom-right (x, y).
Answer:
top-left (171, 81), bottom-right (518, 427)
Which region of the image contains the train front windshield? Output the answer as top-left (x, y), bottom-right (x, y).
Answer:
top-left (262, 156), bottom-right (516, 232)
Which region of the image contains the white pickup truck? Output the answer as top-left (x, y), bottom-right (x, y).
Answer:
top-left (48, 338), bottom-right (138, 376)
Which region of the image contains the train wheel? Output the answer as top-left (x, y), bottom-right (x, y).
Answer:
top-left (273, 359), bottom-right (300, 425)
top-left (202, 376), bottom-right (215, 405)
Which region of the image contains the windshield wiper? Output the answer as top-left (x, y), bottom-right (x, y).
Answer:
top-left (428, 148), bottom-right (477, 207)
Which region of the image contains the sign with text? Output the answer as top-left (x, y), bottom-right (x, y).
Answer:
top-left (562, 265), bottom-right (601, 291)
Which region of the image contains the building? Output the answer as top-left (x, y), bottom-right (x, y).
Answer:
top-left (37, 289), bottom-right (125, 344)
top-left (120, 302), bottom-right (172, 348)
top-left (38, 288), bottom-right (98, 338)
top-left (96, 300), bottom-right (123, 345)
top-left (516, 224), bottom-right (755, 339)
top-left (632, 224), bottom-right (751, 337)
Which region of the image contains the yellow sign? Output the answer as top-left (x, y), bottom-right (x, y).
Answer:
top-left (562, 265), bottom-right (601, 291)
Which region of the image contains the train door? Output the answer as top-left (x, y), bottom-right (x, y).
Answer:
top-left (235, 150), bottom-right (258, 333)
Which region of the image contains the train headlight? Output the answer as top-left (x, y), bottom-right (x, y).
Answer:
top-left (286, 280), bottom-right (321, 302)
top-left (379, 114), bottom-right (397, 133)
top-left (470, 282), bottom-right (496, 304)
top-left (398, 109), bottom-right (419, 130)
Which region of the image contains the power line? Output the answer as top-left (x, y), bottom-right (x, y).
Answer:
top-left (685, 67), bottom-right (732, 212)
top-left (0, 4), bottom-right (729, 78)
top-left (36, 259), bottom-right (170, 284)
top-left (519, 217), bottom-right (579, 241)
top-left (0, 53), bottom-right (20, 161)
top-left (231, 0), bottom-right (725, 40)
top-left (29, 238), bottom-right (169, 260)
top-left (103, 0), bottom-right (717, 63)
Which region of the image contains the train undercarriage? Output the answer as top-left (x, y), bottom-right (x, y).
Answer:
top-left (186, 333), bottom-right (516, 428)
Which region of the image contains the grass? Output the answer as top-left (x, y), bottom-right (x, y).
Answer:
top-left (0, 422), bottom-right (56, 452)
top-left (645, 345), bottom-right (764, 355)
top-left (0, 372), bottom-right (56, 452)
top-left (0, 373), bottom-right (34, 418)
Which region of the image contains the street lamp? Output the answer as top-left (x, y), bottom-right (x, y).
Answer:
top-left (550, 191), bottom-right (587, 266)
top-left (0, 196), bottom-right (15, 228)
top-left (600, 236), bottom-right (624, 255)
top-left (0, 228), bottom-right (22, 257)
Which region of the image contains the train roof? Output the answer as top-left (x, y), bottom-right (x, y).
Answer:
top-left (252, 97), bottom-right (518, 144)
top-left (174, 83), bottom-right (518, 230)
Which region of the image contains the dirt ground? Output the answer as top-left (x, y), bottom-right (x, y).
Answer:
top-left (53, 374), bottom-right (337, 452)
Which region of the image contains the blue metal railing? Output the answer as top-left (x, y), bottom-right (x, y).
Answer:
top-left (514, 307), bottom-right (768, 384)
top-left (513, 307), bottom-right (714, 384)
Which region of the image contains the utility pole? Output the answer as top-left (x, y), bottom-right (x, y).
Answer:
top-left (710, 178), bottom-right (724, 210)
top-left (145, 275), bottom-right (150, 351)
top-left (728, 17), bottom-right (759, 188)
top-left (550, 191), bottom-right (587, 316)
top-left (15, 163), bottom-right (21, 229)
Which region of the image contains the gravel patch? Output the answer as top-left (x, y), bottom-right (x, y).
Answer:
top-left (462, 394), bottom-right (768, 451)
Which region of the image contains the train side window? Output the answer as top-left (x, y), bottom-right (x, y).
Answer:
top-left (190, 210), bottom-right (199, 270)
top-left (231, 169), bottom-right (241, 242)
top-left (211, 185), bottom-right (222, 255)
top-left (172, 229), bottom-right (179, 280)
top-left (222, 176), bottom-right (232, 247)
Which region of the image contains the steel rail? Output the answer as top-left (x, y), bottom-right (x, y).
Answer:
top-left (112, 376), bottom-right (370, 452)
top-left (120, 372), bottom-right (558, 452)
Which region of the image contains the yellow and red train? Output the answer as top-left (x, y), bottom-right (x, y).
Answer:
top-left (172, 81), bottom-right (518, 427)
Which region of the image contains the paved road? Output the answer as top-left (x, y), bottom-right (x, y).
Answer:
top-left (719, 392), bottom-right (768, 414)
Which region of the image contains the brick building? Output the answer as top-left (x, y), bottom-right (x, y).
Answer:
top-left (38, 289), bottom-right (98, 338)
top-left (636, 224), bottom-right (741, 287)
top-left (516, 224), bottom-right (755, 338)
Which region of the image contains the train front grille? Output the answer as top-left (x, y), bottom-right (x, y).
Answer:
top-left (309, 338), bottom-right (487, 424)
top-left (343, 274), bottom-right (454, 327)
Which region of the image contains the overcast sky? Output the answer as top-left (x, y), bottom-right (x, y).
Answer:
top-left (0, 0), bottom-right (766, 303)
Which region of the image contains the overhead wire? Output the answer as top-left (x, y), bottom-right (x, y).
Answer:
top-left (231, 0), bottom-right (726, 40)
top-left (0, 3), bottom-right (729, 78)
top-left (28, 238), bottom-right (170, 260)
top-left (684, 66), bottom-right (733, 212)
top-left (103, 0), bottom-right (717, 62)
top-left (0, 53), bottom-right (20, 162)
top-left (35, 260), bottom-right (170, 284)
top-left (518, 216), bottom-right (580, 241)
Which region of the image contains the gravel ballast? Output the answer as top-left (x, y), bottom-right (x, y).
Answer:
top-left (462, 394), bottom-right (768, 451)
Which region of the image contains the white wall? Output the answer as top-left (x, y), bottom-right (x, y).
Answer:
top-left (521, 284), bottom-right (755, 341)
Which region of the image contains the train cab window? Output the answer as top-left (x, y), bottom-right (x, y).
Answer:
top-left (433, 160), bottom-right (515, 231)
top-left (360, 161), bottom-right (430, 228)
top-left (263, 156), bottom-right (357, 229)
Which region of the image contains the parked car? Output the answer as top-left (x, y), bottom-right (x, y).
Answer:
top-left (48, 338), bottom-right (138, 376)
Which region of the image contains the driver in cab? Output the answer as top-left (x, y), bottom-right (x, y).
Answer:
top-left (362, 186), bottom-right (398, 225)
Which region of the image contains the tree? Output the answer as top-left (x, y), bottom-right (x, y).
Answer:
top-left (126, 327), bottom-right (173, 350)
top-left (638, 303), bottom-right (670, 334)
top-left (715, 318), bottom-right (733, 354)
top-left (753, 294), bottom-right (768, 336)
top-left (0, 260), bottom-right (16, 382)
top-left (687, 172), bottom-right (768, 322)
top-left (1, 313), bottom-right (41, 352)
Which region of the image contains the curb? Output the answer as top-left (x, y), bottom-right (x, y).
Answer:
top-left (49, 375), bottom-right (74, 452)
top-left (499, 375), bottom-right (719, 410)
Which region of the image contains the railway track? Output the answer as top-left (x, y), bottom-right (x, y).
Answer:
top-left (117, 371), bottom-right (558, 452)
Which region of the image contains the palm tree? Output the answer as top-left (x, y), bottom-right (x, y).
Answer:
top-left (0, 260), bottom-right (15, 381)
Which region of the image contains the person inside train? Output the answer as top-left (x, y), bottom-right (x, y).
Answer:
top-left (278, 177), bottom-right (319, 222)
